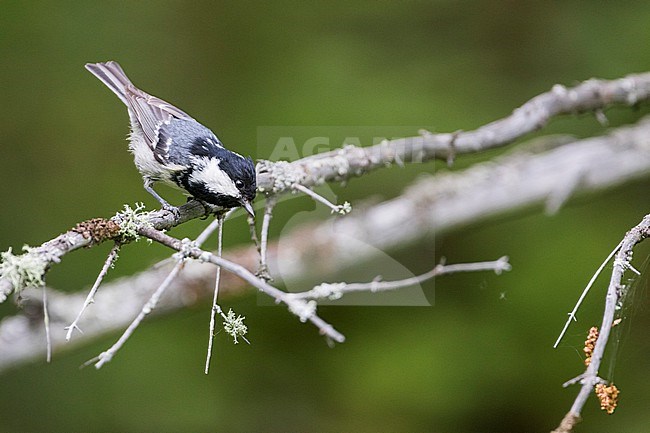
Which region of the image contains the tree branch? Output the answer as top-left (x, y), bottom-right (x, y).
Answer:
top-left (1, 117), bottom-right (648, 372)
top-left (287, 256), bottom-right (511, 301)
top-left (256, 72), bottom-right (650, 193)
top-left (137, 226), bottom-right (345, 344)
top-left (2, 73), bottom-right (650, 302)
top-left (553, 214), bottom-right (650, 433)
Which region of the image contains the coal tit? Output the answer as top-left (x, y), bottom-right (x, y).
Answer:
top-left (85, 61), bottom-right (256, 217)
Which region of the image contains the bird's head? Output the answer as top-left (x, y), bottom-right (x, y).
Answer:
top-left (184, 148), bottom-right (257, 217)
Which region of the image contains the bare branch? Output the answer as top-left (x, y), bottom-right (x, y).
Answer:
top-left (0, 201), bottom-right (207, 300)
top-left (1, 118), bottom-right (649, 372)
top-left (256, 73), bottom-right (650, 193)
top-left (205, 213), bottom-right (225, 374)
top-left (554, 214), bottom-right (650, 432)
top-left (289, 256), bottom-right (511, 301)
top-left (3, 73), bottom-right (650, 302)
top-left (257, 196), bottom-right (276, 281)
top-left (292, 183), bottom-right (351, 215)
top-left (553, 241), bottom-right (622, 348)
top-left (42, 287), bottom-right (51, 363)
top-left (137, 226), bottom-right (346, 344)
top-left (65, 243), bottom-right (121, 341)
top-left (90, 259), bottom-right (186, 369)
top-left (274, 118), bottom-right (650, 278)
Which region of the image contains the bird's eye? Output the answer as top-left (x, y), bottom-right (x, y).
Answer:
top-left (235, 180), bottom-right (243, 187)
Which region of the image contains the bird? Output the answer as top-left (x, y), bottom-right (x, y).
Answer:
top-left (85, 61), bottom-right (256, 217)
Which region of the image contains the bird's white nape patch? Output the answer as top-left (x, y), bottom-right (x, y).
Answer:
top-left (190, 157), bottom-right (240, 198)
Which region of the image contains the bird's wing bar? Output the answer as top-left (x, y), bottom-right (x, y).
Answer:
top-left (124, 83), bottom-right (194, 150)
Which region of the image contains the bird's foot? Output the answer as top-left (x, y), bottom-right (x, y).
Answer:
top-left (161, 203), bottom-right (181, 219)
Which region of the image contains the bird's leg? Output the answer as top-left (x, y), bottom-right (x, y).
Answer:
top-left (144, 179), bottom-right (179, 216)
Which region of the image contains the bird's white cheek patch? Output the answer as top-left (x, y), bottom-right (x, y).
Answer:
top-left (190, 157), bottom-right (240, 197)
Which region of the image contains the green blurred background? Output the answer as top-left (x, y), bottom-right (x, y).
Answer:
top-left (1, 1), bottom-right (649, 432)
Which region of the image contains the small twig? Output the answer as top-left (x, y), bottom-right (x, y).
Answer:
top-left (65, 243), bottom-right (120, 341)
top-left (194, 209), bottom-right (236, 247)
top-left (247, 214), bottom-right (260, 255)
top-left (205, 213), bottom-right (225, 374)
top-left (42, 286), bottom-right (51, 363)
top-left (289, 256), bottom-right (511, 301)
top-left (553, 241), bottom-right (623, 349)
top-left (257, 196), bottom-right (276, 280)
top-left (138, 226), bottom-right (346, 343)
top-left (292, 183), bottom-right (351, 215)
top-left (555, 214), bottom-right (650, 430)
top-left (257, 73), bottom-right (650, 194)
top-left (90, 258), bottom-right (186, 369)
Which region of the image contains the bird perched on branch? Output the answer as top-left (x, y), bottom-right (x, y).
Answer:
top-left (86, 61), bottom-right (256, 217)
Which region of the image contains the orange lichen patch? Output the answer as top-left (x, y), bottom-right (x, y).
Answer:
top-left (72, 218), bottom-right (120, 243)
top-left (583, 326), bottom-right (599, 366)
top-left (595, 383), bottom-right (619, 414)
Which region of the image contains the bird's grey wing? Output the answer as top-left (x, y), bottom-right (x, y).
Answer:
top-left (124, 85), bottom-right (194, 152)
top-left (155, 118), bottom-right (224, 165)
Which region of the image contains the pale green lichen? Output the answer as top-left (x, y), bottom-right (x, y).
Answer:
top-left (113, 203), bottom-right (152, 242)
top-left (333, 201), bottom-right (352, 215)
top-left (222, 309), bottom-right (248, 344)
top-left (0, 245), bottom-right (48, 297)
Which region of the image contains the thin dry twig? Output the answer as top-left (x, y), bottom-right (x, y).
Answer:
top-left (292, 183), bottom-right (351, 215)
top-left (553, 241), bottom-right (623, 348)
top-left (65, 243), bottom-right (121, 341)
top-left (554, 214), bottom-right (650, 432)
top-left (256, 72), bottom-right (650, 194)
top-left (205, 213), bottom-right (225, 374)
top-left (3, 73), bottom-right (650, 302)
top-left (289, 256), bottom-right (511, 301)
top-left (257, 196), bottom-right (276, 280)
top-left (42, 287), bottom-right (51, 363)
top-left (90, 259), bottom-right (186, 369)
top-left (138, 226), bottom-right (346, 344)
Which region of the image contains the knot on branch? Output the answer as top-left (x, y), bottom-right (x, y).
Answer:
top-left (288, 299), bottom-right (317, 322)
top-left (72, 218), bottom-right (120, 243)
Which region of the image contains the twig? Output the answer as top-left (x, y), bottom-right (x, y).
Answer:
top-left (289, 256), bottom-right (511, 300)
top-left (257, 196), bottom-right (276, 280)
top-left (90, 259), bottom-right (185, 369)
top-left (257, 72), bottom-right (650, 193)
top-left (554, 214), bottom-right (650, 432)
top-left (65, 243), bottom-right (120, 341)
top-left (195, 209), bottom-right (236, 247)
top-left (42, 287), bottom-right (51, 363)
top-left (247, 214), bottom-right (260, 257)
top-left (205, 213), bottom-right (225, 374)
top-left (3, 73), bottom-right (650, 301)
top-left (2, 120), bottom-right (649, 371)
top-left (553, 241), bottom-right (623, 348)
top-left (292, 183), bottom-right (351, 215)
top-left (138, 226), bottom-right (346, 344)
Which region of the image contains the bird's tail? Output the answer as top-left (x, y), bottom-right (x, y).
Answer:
top-left (85, 61), bottom-right (133, 106)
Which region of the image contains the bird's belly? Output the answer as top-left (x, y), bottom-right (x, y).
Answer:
top-left (129, 130), bottom-right (186, 187)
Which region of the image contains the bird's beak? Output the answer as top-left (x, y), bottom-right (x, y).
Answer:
top-left (241, 199), bottom-right (255, 218)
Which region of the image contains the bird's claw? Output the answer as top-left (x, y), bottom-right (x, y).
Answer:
top-left (161, 203), bottom-right (181, 219)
